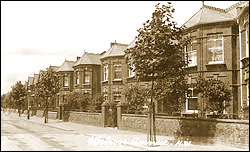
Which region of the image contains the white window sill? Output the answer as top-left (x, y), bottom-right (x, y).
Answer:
top-left (187, 64), bottom-right (197, 67)
top-left (207, 61), bottom-right (225, 65)
top-left (127, 76), bottom-right (135, 78)
top-left (113, 79), bottom-right (122, 81)
top-left (102, 80), bottom-right (108, 83)
top-left (184, 110), bottom-right (198, 114)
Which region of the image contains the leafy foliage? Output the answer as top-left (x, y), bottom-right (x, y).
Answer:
top-left (195, 77), bottom-right (232, 117)
top-left (125, 86), bottom-right (151, 114)
top-left (124, 2), bottom-right (188, 114)
top-left (64, 91), bottom-right (90, 111)
top-left (37, 68), bottom-right (59, 107)
top-left (10, 81), bottom-right (27, 109)
top-left (154, 76), bottom-right (188, 114)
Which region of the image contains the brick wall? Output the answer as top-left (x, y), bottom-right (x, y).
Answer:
top-left (63, 111), bottom-right (102, 127)
top-left (120, 114), bottom-right (249, 148)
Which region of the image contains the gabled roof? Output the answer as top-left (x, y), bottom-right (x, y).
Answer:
top-left (100, 42), bottom-right (128, 60)
top-left (33, 74), bottom-right (39, 84)
top-left (74, 52), bottom-right (101, 67)
top-left (56, 60), bottom-right (76, 72)
top-left (182, 1), bottom-right (248, 29)
top-left (28, 77), bottom-right (34, 86)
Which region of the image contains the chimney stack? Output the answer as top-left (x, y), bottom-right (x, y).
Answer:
top-left (202, 1), bottom-right (204, 7)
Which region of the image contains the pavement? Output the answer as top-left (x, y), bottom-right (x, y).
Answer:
top-left (2, 111), bottom-right (249, 151)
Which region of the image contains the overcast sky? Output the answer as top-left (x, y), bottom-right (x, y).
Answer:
top-left (1, 1), bottom-right (240, 95)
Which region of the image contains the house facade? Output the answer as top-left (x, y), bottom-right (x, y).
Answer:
top-left (237, 2), bottom-right (249, 109)
top-left (181, 1), bottom-right (248, 117)
top-left (56, 60), bottom-right (76, 117)
top-left (72, 52), bottom-right (102, 97)
top-left (100, 42), bottom-right (129, 104)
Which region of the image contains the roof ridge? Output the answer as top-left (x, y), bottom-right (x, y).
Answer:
top-left (181, 7), bottom-right (203, 28)
top-left (203, 5), bottom-right (226, 13)
top-left (225, 1), bottom-right (246, 12)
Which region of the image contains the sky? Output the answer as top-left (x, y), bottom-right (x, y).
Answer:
top-left (1, 1), bottom-right (240, 95)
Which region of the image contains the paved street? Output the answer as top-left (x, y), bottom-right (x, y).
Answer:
top-left (1, 111), bottom-right (248, 151)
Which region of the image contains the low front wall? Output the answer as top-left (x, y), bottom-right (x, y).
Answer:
top-left (121, 114), bottom-right (249, 148)
top-left (64, 111), bottom-right (102, 127)
top-left (36, 110), bottom-right (44, 118)
top-left (48, 111), bottom-right (57, 120)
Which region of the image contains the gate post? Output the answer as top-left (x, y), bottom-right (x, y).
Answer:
top-left (101, 102), bottom-right (109, 127)
top-left (116, 102), bottom-right (127, 129)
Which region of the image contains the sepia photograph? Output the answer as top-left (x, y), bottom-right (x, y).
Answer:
top-left (1, 1), bottom-right (249, 151)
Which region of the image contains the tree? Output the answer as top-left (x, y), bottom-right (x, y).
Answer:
top-left (195, 77), bottom-right (232, 118)
top-left (125, 86), bottom-right (151, 114)
top-left (10, 81), bottom-right (27, 116)
top-left (124, 2), bottom-right (188, 143)
top-left (64, 91), bottom-right (89, 112)
top-left (87, 93), bottom-right (104, 113)
top-left (38, 68), bottom-right (59, 123)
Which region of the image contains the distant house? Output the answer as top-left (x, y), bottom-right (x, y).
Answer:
top-left (56, 60), bottom-right (76, 111)
top-left (72, 52), bottom-right (102, 97)
top-left (181, 1), bottom-right (248, 117)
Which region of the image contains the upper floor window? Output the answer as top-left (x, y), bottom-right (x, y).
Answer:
top-left (63, 76), bottom-right (69, 87)
top-left (104, 65), bottom-right (108, 81)
top-left (207, 34), bottom-right (224, 64)
top-left (128, 64), bottom-right (135, 77)
top-left (186, 40), bottom-right (197, 66)
top-left (84, 71), bottom-right (91, 84)
top-left (76, 71), bottom-right (79, 85)
top-left (114, 64), bottom-right (122, 79)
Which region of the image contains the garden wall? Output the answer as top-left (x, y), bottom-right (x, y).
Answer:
top-left (120, 114), bottom-right (249, 148)
top-left (63, 111), bottom-right (102, 127)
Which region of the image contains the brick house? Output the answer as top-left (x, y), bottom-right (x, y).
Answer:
top-left (181, 1), bottom-right (248, 117)
top-left (100, 42), bottom-right (129, 104)
top-left (56, 59), bottom-right (76, 119)
top-left (72, 52), bottom-right (101, 97)
top-left (237, 2), bottom-right (249, 109)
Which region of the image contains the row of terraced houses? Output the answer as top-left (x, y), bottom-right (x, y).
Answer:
top-left (24, 2), bottom-right (249, 118)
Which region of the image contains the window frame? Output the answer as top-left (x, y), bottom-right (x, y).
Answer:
top-left (246, 28), bottom-right (249, 57)
top-left (104, 65), bottom-right (108, 81)
top-left (186, 39), bottom-right (198, 67)
top-left (113, 64), bottom-right (122, 80)
top-left (63, 75), bottom-right (69, 87)
top-left (128, 64), bottom-right (135, 78)
top-left (186, 88), bottom-right (198, 113)
top-left (207, 34), bottom-right (224, 64)
top-left (84, 71), bottom-right (91, 85)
